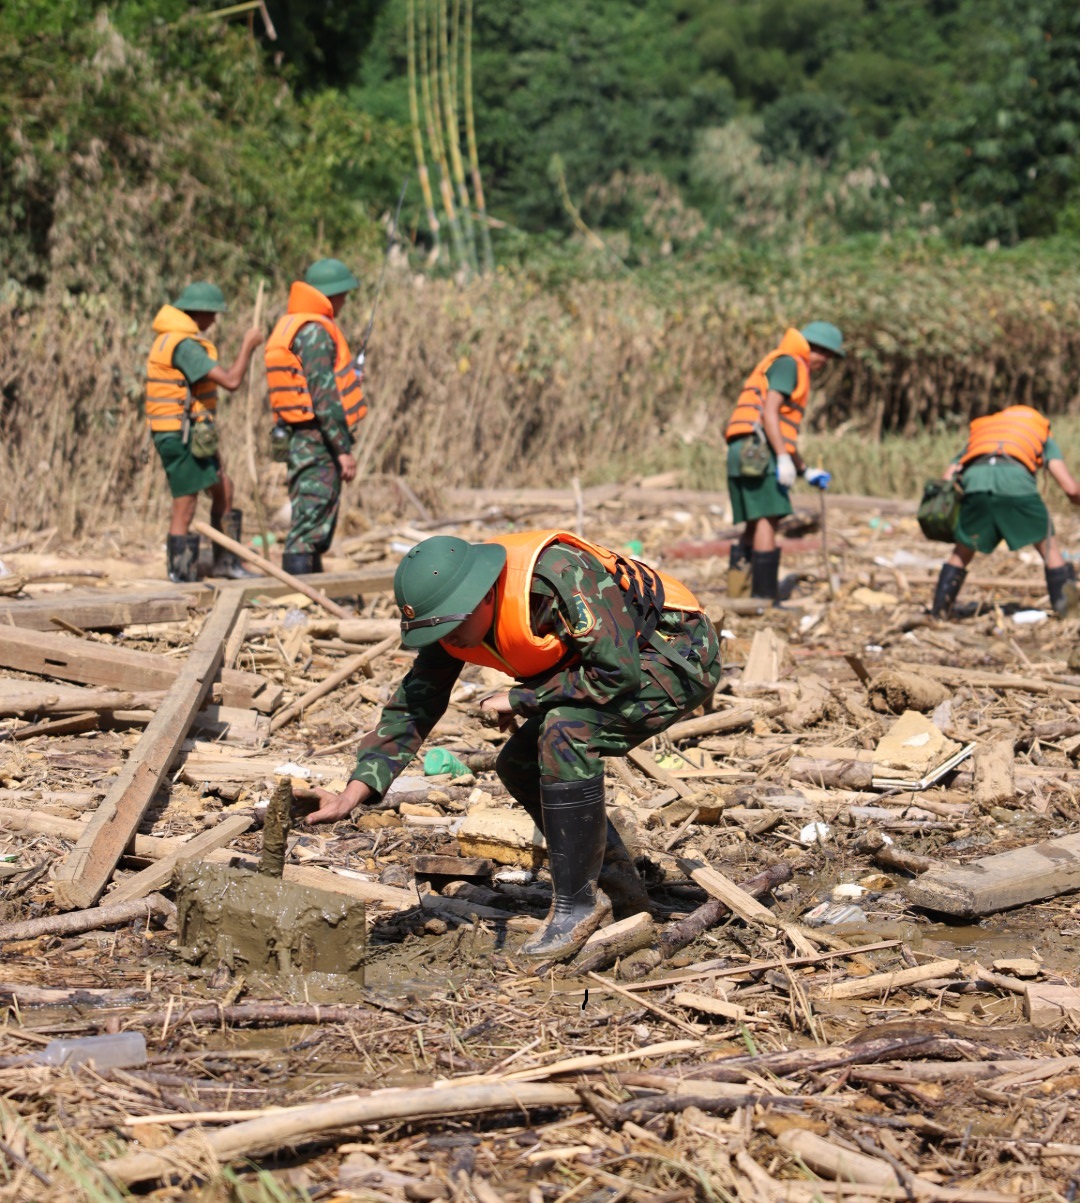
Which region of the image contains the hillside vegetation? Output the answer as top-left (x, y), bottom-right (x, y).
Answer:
top-left (0, 1), bottom-right (1078, 536)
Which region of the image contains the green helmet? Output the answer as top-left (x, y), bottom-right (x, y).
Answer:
top-left (303, 258), bottom-right (360, 297)
top-left (394, 536), bottom-right (507, 648)
top-left (800, 320), bottom-right (845, 358)
top-left (172, 282), bottom-right (227, 313)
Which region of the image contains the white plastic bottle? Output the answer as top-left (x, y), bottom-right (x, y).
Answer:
top-left (33, 1032), bottom-right (147, 1069)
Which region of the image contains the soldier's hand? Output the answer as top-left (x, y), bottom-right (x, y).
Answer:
top-left (338, 453), bottom-right (357, 482)
top-left (303, 780), bottom-right (372, 824)
top-left (480, 691), bottom-right (517, 733)
top-left (242, 328), bottom-right (264, 353)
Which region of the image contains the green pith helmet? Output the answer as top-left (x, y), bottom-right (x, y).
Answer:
top-left (303, 257), bottom-right (360, 297)
top-left (394, 536), bottom-right (507, 648)
top-left (172, 282), bottom-right (227, 313)
top-left (800, 320), bottom-right (845, 358)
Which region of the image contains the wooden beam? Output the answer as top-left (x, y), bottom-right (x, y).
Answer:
top-left (0, 589), bottom-right (193, 631)
top-left (188, 568), bottom-right (397, 606)
top-left (903, 833), bottom-right (1080, 918)
top-left (105, 814), bottom-right (254, 904)
top-left (52, 590), bottom-right (246, 911)
top-left (0, 625), bottom-right (280, 712)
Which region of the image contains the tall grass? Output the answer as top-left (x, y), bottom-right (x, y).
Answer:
top-left (0, 260), bottom-right (1078, 541)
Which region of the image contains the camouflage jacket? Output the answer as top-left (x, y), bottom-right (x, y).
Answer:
top-left (350, 544), bottom-right (700, 796)
top-left (293, 322), bottom-right (353, 456)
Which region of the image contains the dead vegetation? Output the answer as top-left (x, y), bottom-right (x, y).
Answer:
top-left (0, 480), bottom-right (1079, 1202)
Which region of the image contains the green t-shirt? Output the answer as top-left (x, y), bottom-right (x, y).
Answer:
top-left (172, 337), bottom-right (216, 385)
top-left (766, 355), bottom-right (798, 395)
top-left (955, 435), bottom-right (1062, 496)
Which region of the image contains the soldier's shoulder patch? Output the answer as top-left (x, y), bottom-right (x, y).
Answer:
top-left (561, 591), bottom-right (596, 638)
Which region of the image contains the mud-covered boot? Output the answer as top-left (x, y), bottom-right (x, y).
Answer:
top-left (931, 563), bottom-right (967, 619)
top-left (727, 541), bottom-right (753, 599)
top-left (598, 825), bottom-right (654, 920)
top-left (211, 509), bottom-right (260, 579)
top-left (281, 551), bottom-right (315, 577)
top-left (751, 548), bottom-right (781, 601)
top-left (166, 533), bottom-right (200, 583)
top-left (1045, 563), bottom-right (1079, 618)
top-left (521, 776), bottom-right (610, 961)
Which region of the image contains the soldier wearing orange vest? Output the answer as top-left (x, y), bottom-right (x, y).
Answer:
top-left (304, 531), bottom-right (721, 961)
top-left (932, 404), bottom-right (1079, 619)
top-left (723, 322), bottom-right (844, 600)
top-left (145, 282), bottom-right (263, 582)
top-left (265, 259), bottom-right (367, 576)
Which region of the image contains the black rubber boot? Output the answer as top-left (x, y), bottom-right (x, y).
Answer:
top-left (1045, 563), bottom-right (1079, 618)
top-left (312, 551), bottom-right (324, 574)
top-left (931, 563), bottom-right (967, 619)
top-left (281, 551), bottom-right (315, 577)
top-left (211, 509), bottom-right (260, 579)
top-left (495, 762), bottom-right (652, 922)
top-left (598, 825), bottom-right (654, 920)
top-left (751, 548), bottom-right (781, 601)
top-left (521, 776), bottom-right (610, 961)
top-left (167, 533), bottom-right (200, 583)
top-left (727, 541), bottom-right (753, 599)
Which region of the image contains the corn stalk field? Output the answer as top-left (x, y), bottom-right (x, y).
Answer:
top-left (0, 257), bottom-right (1078, 539)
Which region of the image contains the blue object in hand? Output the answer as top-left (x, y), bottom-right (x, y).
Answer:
top-left (804, 467), bottom-right (832, 490)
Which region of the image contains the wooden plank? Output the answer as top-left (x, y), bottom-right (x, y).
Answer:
top-left (973, 739), bottom-right (1017, 807)
top-left (0, 589), bottom-right (193, 631)
top-left (10, 710), bottom-right (100, 740)
top-left (0, 625), bottom-right (280, 713)
top-left (902, 833), bottom-right (1080, 918)
top-left (52, 590), bottom-right (246, 911)
top-left (677, 857), bottom-right (817, 957)
top-left (105, 814), bottom-right (254, 904)
top-left (0, 679), bottom-right (164, 715)
top-left (188, 568), bottom-right (397, 606)
top-left (739, 627), bottom-right (786, 690)
top-left (626, 747), bottom-right (694, 798)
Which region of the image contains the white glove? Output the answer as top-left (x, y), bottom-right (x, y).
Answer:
top-left (776, 454), bottom-right (797, 489)
top-left (804, 466), bottom-right (832, 490)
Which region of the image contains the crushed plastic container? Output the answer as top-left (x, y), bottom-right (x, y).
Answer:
top-left (33, 1032), bottom-right (147, 1070)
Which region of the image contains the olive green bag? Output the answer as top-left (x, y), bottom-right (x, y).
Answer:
top-left (737, 426), bottom-right (772, 478)
top-left (917, 477), bottom-right (962, 543)
top-left (188, 417), bottom-right (220, 459)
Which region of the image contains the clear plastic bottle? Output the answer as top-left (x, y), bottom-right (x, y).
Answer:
top-left (33, 1031), bottom-right (147, 1069)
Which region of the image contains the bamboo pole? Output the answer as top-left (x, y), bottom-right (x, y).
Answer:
top-left (463, 0), bottom-right (494, 273)
top-left (438, 0), bottom-right (478, 274)
top-left (421, 0), bottom-right (468, 273)
top-left (407, 0), bottom-right (442, 254)
top-left (243, 281), bottom-right (270, 560)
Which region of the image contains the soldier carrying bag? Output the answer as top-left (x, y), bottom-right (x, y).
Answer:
top-left (917, 476), bottom-right (962, 543)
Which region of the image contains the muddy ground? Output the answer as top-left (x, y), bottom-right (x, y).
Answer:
top-left (0, 483), bottom-right (1079, 1203)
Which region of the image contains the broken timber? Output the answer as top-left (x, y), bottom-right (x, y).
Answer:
top-left (188, 567), bottom-right (397, 606)
top-left (0, 588), bottom-right (194, 631)
top-left (52, 590), bottom-right (246, 911)
top-left (903, 833), bottom-right (1080, 918)
top-left (0, 624), bottom-right (280, 713)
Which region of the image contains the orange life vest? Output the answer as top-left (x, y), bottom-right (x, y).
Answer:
top-left (962, 406), bottom-right (1051, 474)
top-left (441, 530), bottom-right (705, 679)
top-left (724, 327), bottom-right (813, 455)
top-left (264, 281), bottom-right (367, 427)
top-left (144, 306), bottom-right (219, 432)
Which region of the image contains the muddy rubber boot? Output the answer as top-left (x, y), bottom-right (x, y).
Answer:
top-left (598, 825), bottom-right (654, 920)
top-left (931, 564), bottom-right (967, 619)
top-left (166, 533), bottom-right (200, 583)
top-left (521, 776), bottom-right (610, 961)
top-left (751, 549), bottom-right (781, 601)
top-left (211, 509), bottom-right (261, 579)
top-left (727, 541), bottom-right (753, 599)
top-left (281, 551), bottom-right (315, 577)
top-left (1045, 563), bottom-right (1079, 618)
